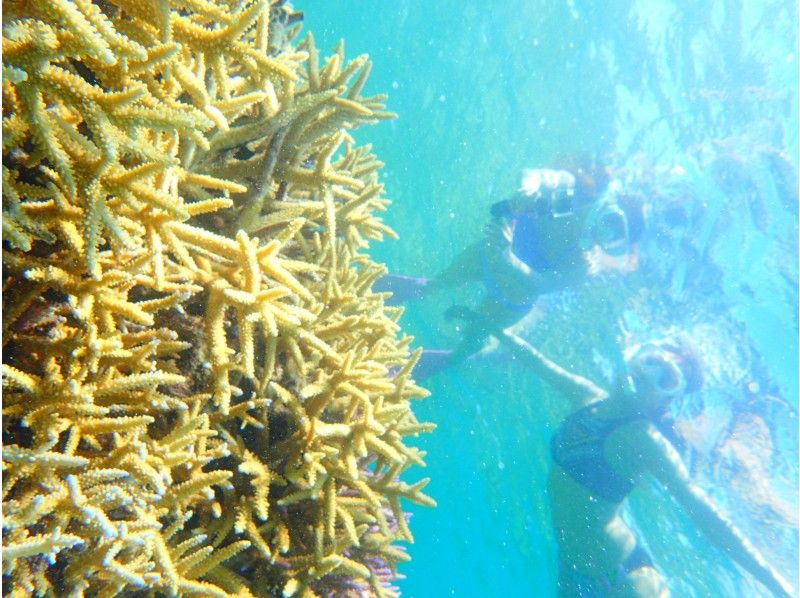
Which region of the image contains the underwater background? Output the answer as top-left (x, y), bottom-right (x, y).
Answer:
top-left (306, 1), bottom-right (798, 597)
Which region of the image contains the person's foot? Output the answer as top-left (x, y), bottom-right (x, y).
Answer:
top-left (413, 349), bottom-right (454, 381)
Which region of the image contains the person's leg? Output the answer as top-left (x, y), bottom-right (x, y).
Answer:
top-left (413, 295), bottom-right (520, 379)
top-left (411, 320), bottom-right (487, 381)
top-left (376, 242), bottom-right (485, 305)
top-left (446, 295), bottom-right (523, 361)
top-left (425, 241), bottom-right (484, 292)
top-left (611, 542), bottom-right (670, 597)
top-left (374, 274), bottom-right (430, 303)
top-left (613, 565), bottom-right (669, 598)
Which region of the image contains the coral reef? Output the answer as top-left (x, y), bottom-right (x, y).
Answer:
top-left (1, 1), bottom-right (434, 596)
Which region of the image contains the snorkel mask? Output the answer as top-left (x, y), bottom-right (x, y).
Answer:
top-left (549, 187), bottom-right (576, 219)
top-left (626, 344), bottom-right (687, 403)
top-left (583, 192), bottom-right (631, 256)
top-left (594, 204), bottom-right (629, 256)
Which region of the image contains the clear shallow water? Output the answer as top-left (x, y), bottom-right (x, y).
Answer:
top-left (306, 2), bottom-right (797, 596)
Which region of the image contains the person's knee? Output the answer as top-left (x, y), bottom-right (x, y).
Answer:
top-left (615, 565), bottom-right (670, 598)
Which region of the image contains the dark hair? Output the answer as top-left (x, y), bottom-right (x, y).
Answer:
top-left (625, 336), bottom-right (705, 396)
top-left (553, 154), bottom-right (611, 205)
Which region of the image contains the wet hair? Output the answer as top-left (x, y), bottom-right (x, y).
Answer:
top-left (649, 336), bottom-right (705, 395)
top-left (553, 153), bottom-right (611, 205)
top-left (624, 334), bottom-right (705, 396)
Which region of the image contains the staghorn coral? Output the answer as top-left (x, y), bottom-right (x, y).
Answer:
top-left (2, 1), bottom-right (435, 596)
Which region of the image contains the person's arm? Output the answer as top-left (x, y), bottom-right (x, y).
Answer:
top-left (483, 220), bottom-right (541, 284)
top-left (499, 331), bottom-right (607, 408)
top-left (633, 425), bottom-right (794, 598)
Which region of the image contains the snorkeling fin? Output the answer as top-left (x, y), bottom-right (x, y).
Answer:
top-left (414, 349), bottom-right (454, 381)
top-left (374, 274), bottom-right (430, 304)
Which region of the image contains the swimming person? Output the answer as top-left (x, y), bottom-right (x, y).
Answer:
top-left (379, 163), bottom-right (606, 303)
top-left (500, 330), bottom-right (794, 598)
top-left (384, 160), bottom-right (643, 379)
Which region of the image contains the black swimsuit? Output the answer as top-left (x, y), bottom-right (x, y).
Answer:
top-left (550, 401), bottom-right (646, 503)
top-left (553, 399), bottom-right (664, 595)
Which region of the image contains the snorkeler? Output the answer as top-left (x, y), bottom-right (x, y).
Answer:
top-left (380, 159), bottom-right (642, 379)
top-left (499, 330), bottom-right (794, 598)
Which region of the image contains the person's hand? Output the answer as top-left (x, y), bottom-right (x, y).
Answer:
top-left (584, 246), bottom-right (640, 276)
top-left (518, 168), bottom-right (576, 197)
top-left (483, 220), bottom-right (513, 249)
top-left (584, 247), bottom-right (604, 276)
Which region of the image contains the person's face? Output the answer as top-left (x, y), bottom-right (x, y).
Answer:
top-left (628, 347), bottom-right (686, 409)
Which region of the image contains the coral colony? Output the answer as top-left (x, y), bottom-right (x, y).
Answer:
top-left (1, 1), bottom-right (435, 596)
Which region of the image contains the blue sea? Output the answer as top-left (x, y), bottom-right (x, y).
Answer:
top-left (305, 2), bottom-right (798, 597)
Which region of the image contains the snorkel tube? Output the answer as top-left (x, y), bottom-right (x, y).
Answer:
top-left (582, 179), bottom-right (632, 256)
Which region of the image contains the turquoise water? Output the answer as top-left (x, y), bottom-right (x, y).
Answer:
top-left (306, 2), bottom-right (797, 597)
